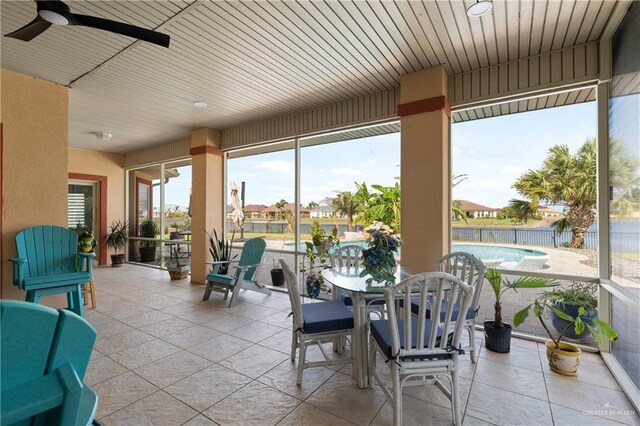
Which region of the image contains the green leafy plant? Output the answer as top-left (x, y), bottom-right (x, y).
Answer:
top-left (542, 282), bottom-right (598, 311)
top-left (514, 293), bottom-right (618, 349)
top-left (208, 228), bottom-right (237, 275)
top-left (105, 220), bottom-right (129, 255)
top-left (168, 245), bottom-right (186, 268)
top-left (139, 220), bottom-right (158, 248)
top-left (300, 221), bottom-right (339, 297)
top-left (486, 268), bottom-right (559, 328)
top-left (354, 181), bottom-right (401, 233)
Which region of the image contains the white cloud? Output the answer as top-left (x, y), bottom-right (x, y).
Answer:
top-left (452, 147), bottom-right (462, 156)
top-left (255, 160), bottom-right (293, 173)
top-left (501, 164), bottom-right (527, 174)
top-left (331, 167), bottom-right (363, 175)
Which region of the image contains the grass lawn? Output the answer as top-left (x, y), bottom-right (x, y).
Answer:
top-left (612, 252), bottom-right (640, 263)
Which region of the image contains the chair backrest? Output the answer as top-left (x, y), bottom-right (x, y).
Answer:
top-left (236, 237), bottom-right (266, 282)
top-left (1, 300), bottom-right (97, 425)
top-left (1, 300), bottom-right (96, 390)
top-left (330, 244), bottom-right (363, 269)
top-left (435, 252), bottom-right (487, 313)
top-left (385, 272), bottom-right (473, 359)
top-left (280, 259), bottom-right (303, 330)
top-left (15, 225), bottom-right (79, 279)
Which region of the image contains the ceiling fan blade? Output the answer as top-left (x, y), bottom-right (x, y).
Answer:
top-left (4, 16), bottom-right (52, 41)
top-left (69, 13), bottom-right (170, 48)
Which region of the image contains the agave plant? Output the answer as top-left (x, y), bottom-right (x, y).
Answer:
top-left (208, 228), bottom-right (237, 275)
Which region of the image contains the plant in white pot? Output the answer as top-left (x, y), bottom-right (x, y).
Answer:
top-left (514, 295), bottom-right (618, 376)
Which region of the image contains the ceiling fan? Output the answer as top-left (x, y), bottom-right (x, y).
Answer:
top-left (5, 0), bottom-right (170, 48)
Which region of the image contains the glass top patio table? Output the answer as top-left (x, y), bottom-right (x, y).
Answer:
top-left (320, 265), bottom-right (422, 294)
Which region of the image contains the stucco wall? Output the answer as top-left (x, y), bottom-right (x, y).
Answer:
top-left (68, 147), bottom-right (125, 264)
top-left (1, 68), bottom-right (68, 302)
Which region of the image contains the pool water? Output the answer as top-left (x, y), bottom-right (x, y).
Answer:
top-left (450, 244), bottom-right (548, 262)
top-left (290, 241), bottom-right (547, 263)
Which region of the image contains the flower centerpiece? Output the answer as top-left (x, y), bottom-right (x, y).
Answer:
top-left (360, 222), bottom-right (401, 286)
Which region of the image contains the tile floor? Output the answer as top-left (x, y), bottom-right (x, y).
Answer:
top-left (84, 265), bottom-right (639, 425)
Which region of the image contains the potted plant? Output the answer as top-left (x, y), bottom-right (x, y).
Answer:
top-left (77, 228), bottom-right (96, 253)
top-left (208, 228), bottom-right (237, 275)
top-left (514, 292), bottom-right (618, 376)
top-left (167, 245), bottom-right (190, 280)
top-left (300, 221), bottom-right (339, 298)
top-left (139, 220), bottom-right (158, 262)
top-left (270, 259), bottom-right (285, 287)
top-left (105, 220), bottom-right (129, 266)
top-left (484, 268), bottom-right (559, 353)
top-left (359, 222), bottom-right (402, 286)
top-left (542, 282), bottom-right (598, 340)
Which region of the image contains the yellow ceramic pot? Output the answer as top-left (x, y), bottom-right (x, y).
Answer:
top-left (546, 340), bottom-right (581, 376)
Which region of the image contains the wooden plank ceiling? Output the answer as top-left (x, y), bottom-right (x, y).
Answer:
top-left (0, 0), bottom-right (619, 153)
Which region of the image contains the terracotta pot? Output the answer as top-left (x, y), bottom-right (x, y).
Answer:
top-left (545, 340), bottom-right (581, 376)
top-left (168, 265), bottom-right (190, 280)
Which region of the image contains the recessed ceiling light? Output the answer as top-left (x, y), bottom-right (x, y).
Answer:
top-left (193, 101), bottom-right (207, 108)
top-left (467, 0), bottom-right (492, 17)
top-left (94, 132), bottom-right (112, 141)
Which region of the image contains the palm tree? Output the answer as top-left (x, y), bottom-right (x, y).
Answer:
top-left (451, 200), bottom-right (468, 224)
top-left (513, 139), bottom-right (596, 248)
top-left (307, 201), bottom-right (319, 210)
top-left (330, 191), bottom-right (360, 232)
top-left (507, 198), bottom-right (540, 224)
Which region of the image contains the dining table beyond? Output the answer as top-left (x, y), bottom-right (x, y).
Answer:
top-left (321, 266), bottom-right (420, 389)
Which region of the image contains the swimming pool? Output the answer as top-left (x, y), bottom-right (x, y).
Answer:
top-left (290, 241), bottom-right (548, 263)
top-left (450, 244), bottom-right (548, 263)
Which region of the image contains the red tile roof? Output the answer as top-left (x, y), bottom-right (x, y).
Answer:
top-left (457, 200), bottom-right (500, 212)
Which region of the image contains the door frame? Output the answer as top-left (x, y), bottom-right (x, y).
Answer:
top-left (68, 173), bottom-right (108, 265)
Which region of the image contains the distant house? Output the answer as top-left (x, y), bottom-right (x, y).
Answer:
top-left (243, 204), bottom-right (268, 219)
top-left (457, 200), bottom-right (500, 219)
top-left (310, 205), bottom-right (337, 218)
top-left (262, 203), bottom-right (310, 219)
top-left (539, 207), bottom-right (563, 218)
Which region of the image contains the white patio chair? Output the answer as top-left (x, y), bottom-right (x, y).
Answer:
top-left (369, 272), bottom-right (473, 426)
top-left (330, 245), bottom-right (386, 319)
top-left (406, 252), bottom-right (486, 363)
top-left (280, 259), bottom-right (354, 385)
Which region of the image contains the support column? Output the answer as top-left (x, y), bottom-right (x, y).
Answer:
top-left (399, 66), bottom-right (451, 271)
top-left (190, 128), bottom-right (223, 284)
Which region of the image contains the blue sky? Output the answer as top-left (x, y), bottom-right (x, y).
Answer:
top-left (452, 101), bottom-right (596, 208)
top-left (165, 101), bottom-right (596, 209)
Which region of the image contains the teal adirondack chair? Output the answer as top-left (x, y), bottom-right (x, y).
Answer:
top-left (9, 225), bottom-right (94, 317)
top-left (1, 300), bottom-right (98, 426)
top-left (202, 237), bottom-right (271, 307)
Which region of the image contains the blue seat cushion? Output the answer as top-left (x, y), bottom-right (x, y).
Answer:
top-left (408, 299), bottom-right (475, 322)
top-left (302, 301), bottom-right (354, 334)
top-left (370, 319), bottom-right (450, 361)
top-left (206, 273), bottom-right (234, 285)
top-left (340, 290), bottom-right (385, 307)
